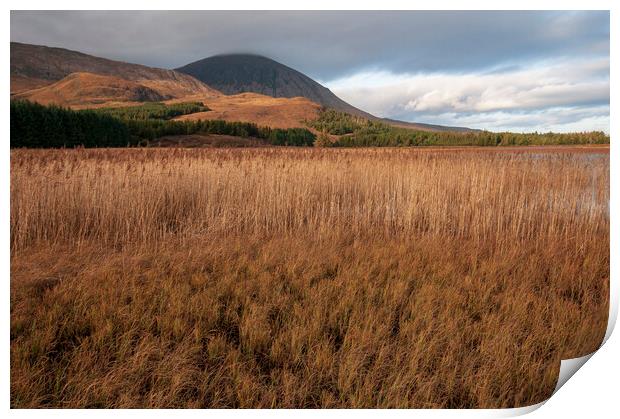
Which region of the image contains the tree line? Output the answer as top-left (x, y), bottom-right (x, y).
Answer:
top-left (11, 100), bottom-right (316, 148)
top-left (95, 102), bottom-right (210, 120)
top-left (124, 118), bottom-right (315, 146)
top-left (11, 100), bottom-right (131, 148)
top-left (309, 108), bottom-right (610, 147)
top-left (11, 101), bottom-right (609, 149)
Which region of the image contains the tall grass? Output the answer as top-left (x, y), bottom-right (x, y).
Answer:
top-left (10, 147), bottom-right (609, 408)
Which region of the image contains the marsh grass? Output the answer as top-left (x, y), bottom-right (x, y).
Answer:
top-left (10, 147), bottom-right (609, 408)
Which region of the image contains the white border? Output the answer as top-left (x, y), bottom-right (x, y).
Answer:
top-left (3, 2), bottom-right (617, 417)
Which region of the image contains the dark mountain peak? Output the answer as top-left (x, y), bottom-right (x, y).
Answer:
top-left (209, 53), bottom-right (277, 61)
top-left (176, 53), bottom-right (374, 118)
top-left (181, 53), bottom-right (298, 74)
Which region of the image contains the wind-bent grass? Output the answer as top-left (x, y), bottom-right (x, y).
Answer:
top-left (10, 147), bottom-right (609, 408)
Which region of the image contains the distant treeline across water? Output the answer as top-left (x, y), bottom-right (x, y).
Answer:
top-left (10, 100), bottom-right (609, 148)
top-left (309, 109), bottom-right (610, 147)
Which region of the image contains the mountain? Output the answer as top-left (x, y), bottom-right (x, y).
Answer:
top-left (176, 54), bottom-right (374, 119)
top-left (382, 118), bottom-right (478, 133)
top-left (11, 42), bottom-right (473, 132)
top-left (10, 42), bottom-right (219, 99)
top-left (176, 54), bottom-right (474, 132)
top-left (10, 43), bottom-right (320, 128)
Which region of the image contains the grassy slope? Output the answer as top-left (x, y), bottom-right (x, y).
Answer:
top-left (171, 93), bottom-right (321, 129)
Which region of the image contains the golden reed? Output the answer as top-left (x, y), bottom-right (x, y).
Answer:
top-left (11, 147), bottom-right (609, 407)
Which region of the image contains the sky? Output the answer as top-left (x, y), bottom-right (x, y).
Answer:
top-left (10, 11), bottom-right (610, 133)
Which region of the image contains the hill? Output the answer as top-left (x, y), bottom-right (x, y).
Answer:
top-left (171, 92), bottom-right (320, 129)
top-left (13, 72), bottom-right (169, 108)
top-left (10, 42), bottom-right (219, 99)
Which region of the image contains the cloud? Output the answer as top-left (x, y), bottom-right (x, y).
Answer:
top-left (326, 58), bottom-right (609, 132)
top-left (10, 11), bottom-right (609, 81)
top-left (409, 106), bottom-right (610, 133)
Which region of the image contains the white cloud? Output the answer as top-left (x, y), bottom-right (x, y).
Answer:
top-left (412, 106), bottom-right (610, 133)
top-left (325, 58), bottom-right (609, 132)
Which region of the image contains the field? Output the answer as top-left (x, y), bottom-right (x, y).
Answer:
top-left (10, 146), bottom-right (609, 408)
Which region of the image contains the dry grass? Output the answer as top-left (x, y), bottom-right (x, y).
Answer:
top-left (10, 147), bottom-right (609, 408)
top-left (10, 75), bottom-right (53, 95)
top-left (12, 72), bottom-right (170, 108)
top-left (172, 92), bottom-right (321, 129)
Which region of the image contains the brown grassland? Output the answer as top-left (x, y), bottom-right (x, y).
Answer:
top-left (172, 92), bottom-right (321, 129)
top-left (10, 146), bottom-right (609, 408)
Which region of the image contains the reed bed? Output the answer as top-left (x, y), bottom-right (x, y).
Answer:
top-left (10, 147), bottom-right (609, 408)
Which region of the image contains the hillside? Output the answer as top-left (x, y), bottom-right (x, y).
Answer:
top-left (171, 92), bottom-right (320, 129)
top-left (10, 42), bottom-right (220, 99)
top-left (13, 72), bottom-right (169, 108)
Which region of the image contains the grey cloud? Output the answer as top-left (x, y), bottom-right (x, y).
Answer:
top-left (10, 10), bottom-right (609, 82)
